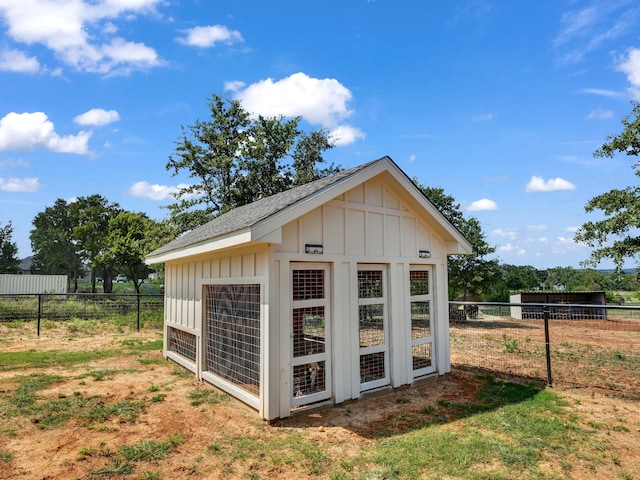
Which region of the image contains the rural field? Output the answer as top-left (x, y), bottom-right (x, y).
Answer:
top-left (1, 320), bottom-right (640, 480)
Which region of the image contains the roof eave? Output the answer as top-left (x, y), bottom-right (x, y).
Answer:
top-left (145, 228), bottom-right (254, 264)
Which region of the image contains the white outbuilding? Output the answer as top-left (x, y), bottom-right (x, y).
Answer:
top-left (146, 156), bottom-right (472, 420)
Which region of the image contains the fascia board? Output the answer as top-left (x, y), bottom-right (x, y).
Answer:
top-left (145, 229), bottom-right (253, 264)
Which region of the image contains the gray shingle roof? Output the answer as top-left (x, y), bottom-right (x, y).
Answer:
top-left (148, 157), bottom-right (384, 258)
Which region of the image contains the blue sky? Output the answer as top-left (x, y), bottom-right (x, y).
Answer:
top-left (1, 0), bottom-right (639, 270)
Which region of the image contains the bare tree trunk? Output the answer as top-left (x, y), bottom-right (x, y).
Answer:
top-left (103, 267), bottom-right (114, 294)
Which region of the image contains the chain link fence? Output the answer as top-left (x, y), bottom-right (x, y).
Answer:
top-left (449, 301), bottom-right (640, 398)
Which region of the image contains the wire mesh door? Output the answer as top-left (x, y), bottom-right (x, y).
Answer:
top-left (358, 265), bottom-right (390, 391)
top-left (291, 263), bottom-right (331, 407)
top-left (410, 268), bottom-right (435, 377)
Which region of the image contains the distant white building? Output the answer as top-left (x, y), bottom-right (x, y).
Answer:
top-left (0, 274), bottom-right (68, 294)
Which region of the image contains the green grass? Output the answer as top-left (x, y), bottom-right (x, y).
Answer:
top-left (215, 433), bottom-right (329, 475)
top-left (357, 375), bottom-right (584, 479)
top-left (3, 373), bottom-right (147, 429)
top-left (188, 388), bottom-right (230, 406)
top-left (0, 339), bottom-right (162, 372)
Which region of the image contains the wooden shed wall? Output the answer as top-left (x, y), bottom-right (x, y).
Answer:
top-left (273, 177), bottom-right (447, 259)
top-left (268, 176), bottom-right (451, 418)
top-left (164, 249), bottom-right (268, 336)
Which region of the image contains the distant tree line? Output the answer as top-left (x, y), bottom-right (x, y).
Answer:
top-left (27, 195), bottom-right (175, 294)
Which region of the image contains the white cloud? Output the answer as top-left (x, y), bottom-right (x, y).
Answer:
top-left (554, 3), bottom-right (635, 64)
top-left (0, 158), bottom-right (29, 169)
top-left (616, 47), bottom-right (640, 100)
top-left (579, 88), bottom-right (623, 98)
top-left (525, 176), bottom-right (576, 192)
top-left (232, 72), bottom-right (363, 146)
top-left (0, 177), bottom-right (40, 192)
top-left (0, 0), bottom-right (164, 75)
top-left (74, 108), bottom-right (120, 126)
top-left (586, 108), bottom-right (613, 119)
top-left (224, 80), bottom-right (246, 92)
top-left (0, 48), bottom-right (40, 73)
top-left (526, 225), bottom-right (548, 232)
top-left (552, 236), bottom-right (581, 254)
top-left (471, 113), bottom-right (494, 122)
top-left (0, 112), bottom-right (91, 154)
top-left (408, 154), bottom-right (416, 163)
top-left (127, 180), bottom-right (190, 201)
top-left (177, 25), bottom-right (243, 47)
top-left (492, 228), bottom-right (518, 240)
top-left (328, 125), bottom-right (365, 147)
top-left (497, 243), bottom-right (526, 255)
top-left (467, 198), bottom-right (498, 211)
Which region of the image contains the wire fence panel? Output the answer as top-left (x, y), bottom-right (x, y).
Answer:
top-left (450, 302), bottom-right (640, 398)
top-left (0, 293), bottom-right (164, 334)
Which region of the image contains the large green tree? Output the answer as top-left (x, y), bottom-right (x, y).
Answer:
top-left (575, 101), bottom-right (640, 270)
top-left (30, 199), bottom-right (84, 291)
top-left (99, 212), bottom-right (176, 294)
top-left (31, 196), bottom-right (121, 293)
top-left (415, 183), bottom-right (499, 300)
top-left (0, 221), bottom-right (20, 274)
top-left (69, 195), bottom-right (121, 293)
top-left (166, 94), bottom-right (338, 233)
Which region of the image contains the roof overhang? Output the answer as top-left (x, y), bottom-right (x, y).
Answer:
top-left (145, 228), bottom-right (254, 264)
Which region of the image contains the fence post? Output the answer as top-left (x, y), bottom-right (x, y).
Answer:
top-left (37, 294), bottom-right (41, 337)
top-left (137, 294), bottom-right (140, 332)
top-left (543, 306), bottom-right (552, 387)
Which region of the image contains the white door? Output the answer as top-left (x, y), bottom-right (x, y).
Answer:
top-left (409, 268), bottom-right (436, 377)
top-left (290, 263), bottom-right (332, 407)
top-left (358, 265), bottom-right (390, 391)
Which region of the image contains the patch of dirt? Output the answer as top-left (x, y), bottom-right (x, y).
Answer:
top-left (1, 327), bottom-right (639, 479)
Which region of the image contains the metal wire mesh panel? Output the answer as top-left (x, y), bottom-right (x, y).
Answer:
top-left (204, 284), bottom-right (261, 396)
top-left (167, 327), bottom-right (197, 362)
top-left (292, 269), bottom-right (325, 300)
top-left (410, 270), bottom-right (429, 295)
top-left (360, 352), bottom-right (385, 383)
top-left (412, 343), bottom-right (432, 370)
top-left (359, 304), bottom-right (384, 346)
top-left (358, 270), bottom-right (383, 298)
top-left (293, 306), bottom-right (326, 357)
top-left (293, 360), bottom-right (326, 397)
top-left (410, 301), bottom-right (430, 339)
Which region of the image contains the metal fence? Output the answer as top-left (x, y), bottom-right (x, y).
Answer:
top-left (0, 293), bottom-right (164, 335)
top-left (449, 301), bottom-right (640, 399)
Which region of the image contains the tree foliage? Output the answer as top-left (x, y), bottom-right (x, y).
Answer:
top-left (30, 199), bottom-right (85, 291)
top-left (70, 195), bottom-right (121, 292)
top-left (30, 196), bottom-right (162, 292)
top-left (166, 94), bottom-right (338, 233)
top-left (0, 221), bottom-right (20, 274)
top-left (99, 212), bottom-right (176, 294)
top-left (575, 101), bottom-right (640, 270)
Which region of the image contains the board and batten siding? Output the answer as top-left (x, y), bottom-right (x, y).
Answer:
top-left (274, 177), bottom-right (445, 259)
top-left (268, 177), bottom-right (451, 418)
top-left (163, 249), bottom-right (268, 377)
